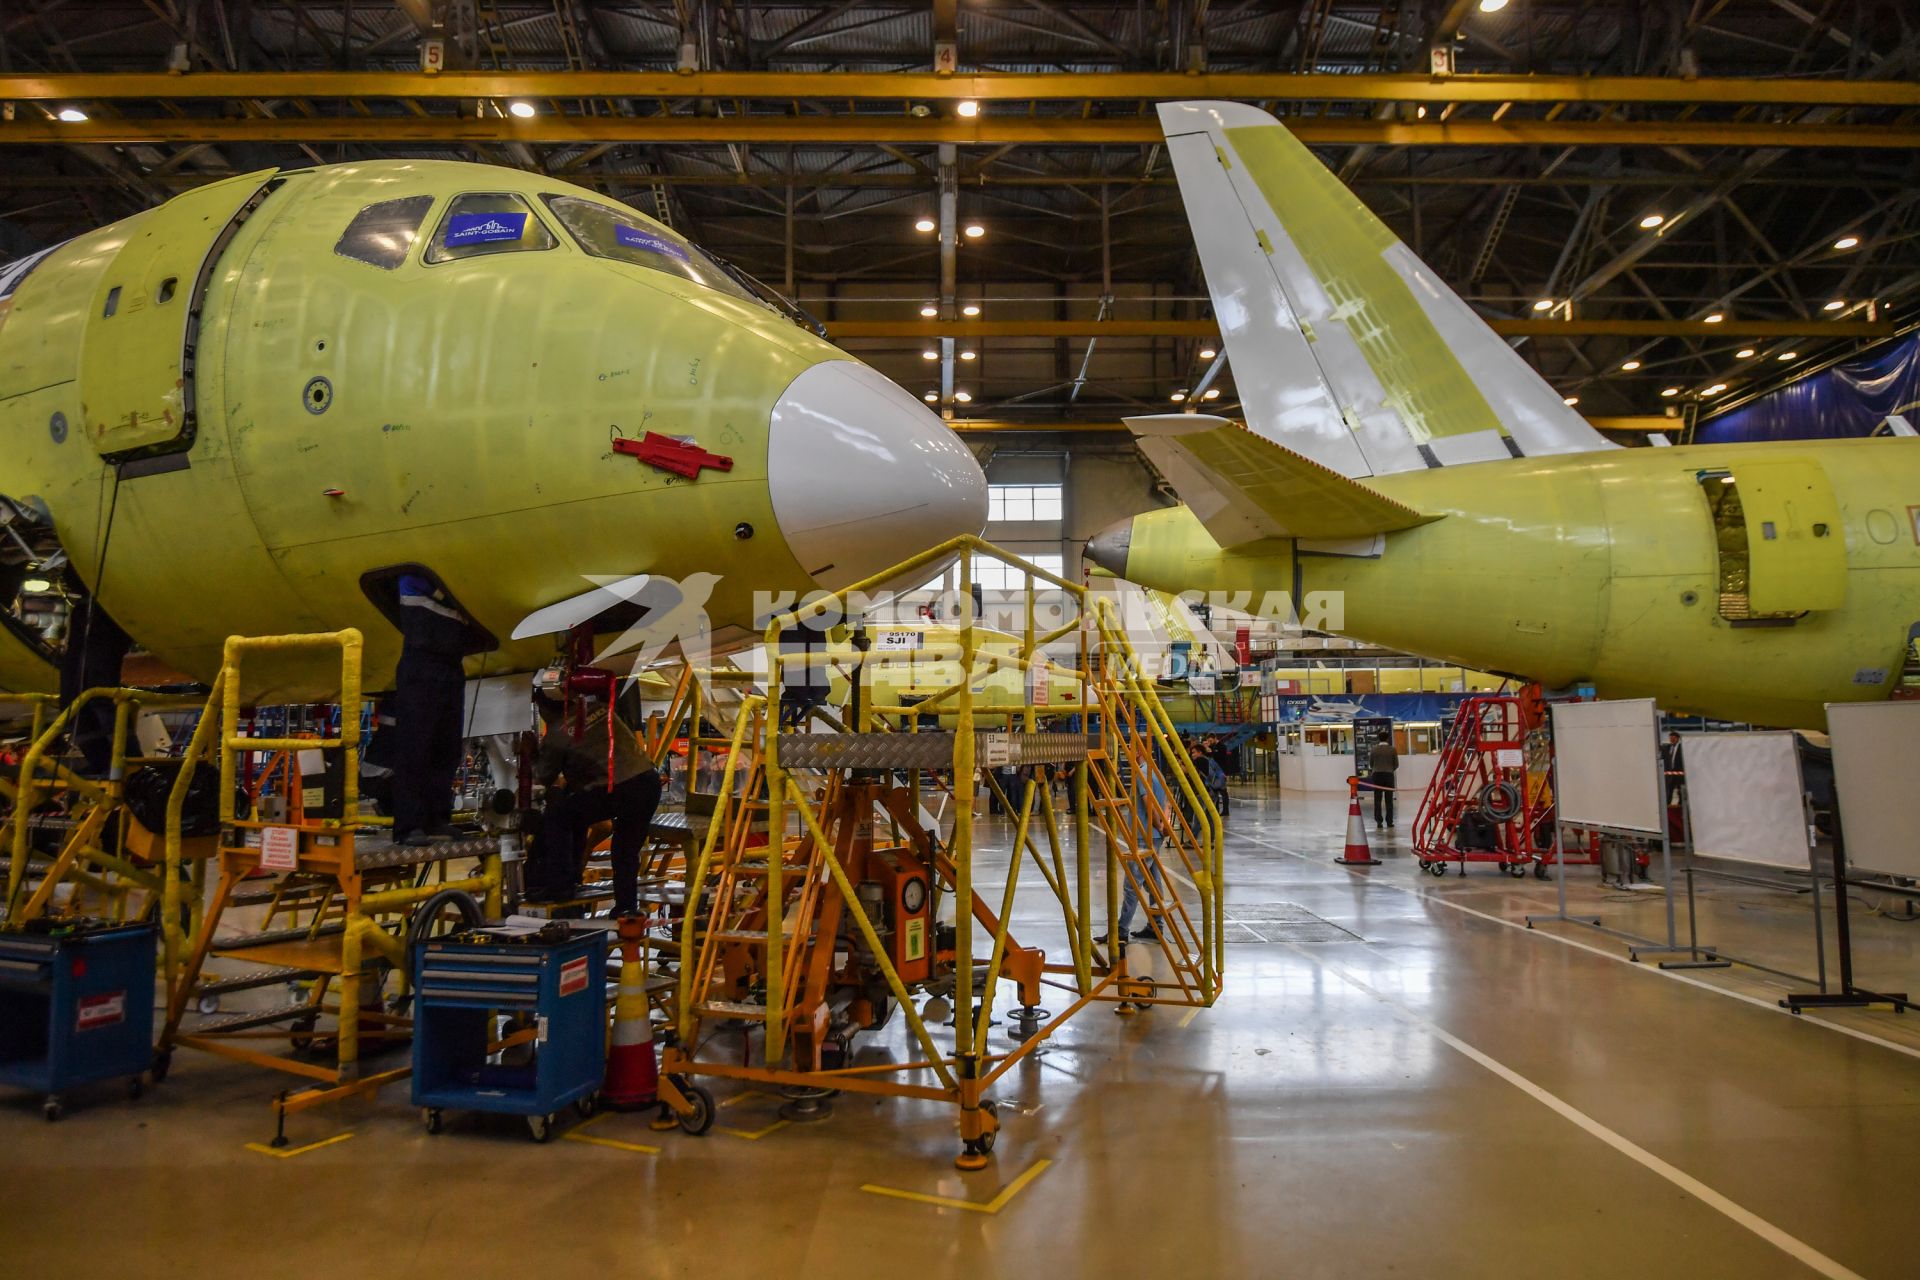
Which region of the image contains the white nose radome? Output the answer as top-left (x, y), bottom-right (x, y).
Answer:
top-left (768, 361), bottom-right (988, 591)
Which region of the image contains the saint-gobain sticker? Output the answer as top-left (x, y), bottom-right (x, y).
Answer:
top-left (446, 212), bottom-right (527, 245)
top-left (558, 955), bottom-right (589, 997)
top-left (77, 990), bottom-right (126, 1031)
top-left (614, 223), bottom-right (690, 262)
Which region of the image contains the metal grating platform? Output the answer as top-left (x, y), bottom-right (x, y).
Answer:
top-left (1223, 902), bottom-right (1363, 945)
top-left (776, 730), bottom-right (1088, 770)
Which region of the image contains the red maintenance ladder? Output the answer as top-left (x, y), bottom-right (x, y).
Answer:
top-left (1411, 688), bottom-right (1595, 878)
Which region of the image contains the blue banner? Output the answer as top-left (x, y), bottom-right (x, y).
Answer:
top-left (1272, 693), bottom-right (1473, 724)
top-left (615, 223), bottom-right (689, 262)
top-left (1696, 329), bottom-right (1920, 444)
top-left (445, 212), bottom-right (527, 246)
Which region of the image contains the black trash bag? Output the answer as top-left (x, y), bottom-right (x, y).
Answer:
top-left (123, 763), bottom-right (226, 837)
top-left (1455, 810), bottom-right (1500, 853)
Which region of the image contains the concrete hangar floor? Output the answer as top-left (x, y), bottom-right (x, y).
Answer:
top-left (3, 786), bottom-right (1915, 1280)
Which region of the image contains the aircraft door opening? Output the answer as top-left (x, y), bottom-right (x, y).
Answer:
top-left (79, 170), bottom-right (278, 463)
top-left (1697, 460), bottom-right (1847, 623)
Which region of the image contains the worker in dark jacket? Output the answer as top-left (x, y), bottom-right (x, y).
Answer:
top-left (390, 573), bottom-right (471, 846)
top-left (528, 690), bottom-right (661, 917)
top-left (1368, 734), bottom-right (1399, 830)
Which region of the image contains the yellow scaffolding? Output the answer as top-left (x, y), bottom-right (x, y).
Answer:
top-left (154, 630), bottom-right (503, 1137)
top-left (655, 536), bottom-right (1221, 1168)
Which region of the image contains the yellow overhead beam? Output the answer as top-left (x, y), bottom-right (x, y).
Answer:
top-left (6, 70), bottom-right (1920, 107)
top-left (2, 116), bottom-right (1917, 150)
top-left (1587, 416), bottom-right (1685, 432)
top-left (830, 319), bottom-right (1894, 340)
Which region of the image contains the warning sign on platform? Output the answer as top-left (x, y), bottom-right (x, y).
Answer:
top-left (76, 991), bottom-right (126, 1032)
top-left (980, 732), bottom-right (1013, 767)
top-left (259, 825), bottom-right (300, 871)
top-left (558, 956), bottom-right (589, 997)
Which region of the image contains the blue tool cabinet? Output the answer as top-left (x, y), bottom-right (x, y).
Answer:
top-left (411, 925), bottom-right (607, 1141)
top-left (0, 921), bottom-right (156, 1120)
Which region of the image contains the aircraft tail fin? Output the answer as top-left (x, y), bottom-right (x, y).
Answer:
top-left (1124, 413), bottom-right (1436, 548)
top-left (1156, 100), bottom-right (1613, 479)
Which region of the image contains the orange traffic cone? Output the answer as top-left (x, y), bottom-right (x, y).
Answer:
top-left (1337, 779), bottom-right (1380, 866)
top-left (602, 953), bottom-right (659, 1109)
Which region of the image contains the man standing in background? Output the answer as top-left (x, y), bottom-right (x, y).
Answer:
top-left (1368, 733), bottom-right (1399, 830)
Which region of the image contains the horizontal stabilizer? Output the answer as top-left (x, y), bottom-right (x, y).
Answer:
top-left (1124, 414), bottom-right (1435, 546)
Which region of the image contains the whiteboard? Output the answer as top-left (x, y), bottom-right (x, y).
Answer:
top-left (1550, 699), bottom-right (1663, 833)
top-left (463, 672), bottom-right (534, 738)
top-left (1681, 733), bottom-right (1808, 869)
top-left (1827, 701), bottom-right (1920, 879)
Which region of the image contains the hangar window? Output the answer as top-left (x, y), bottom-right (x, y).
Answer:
top-left (988, 484), bottom-right (1064, 523)
top-left (540, 194), bottom-right (755, 301)
top-left (970, 552), bottom-right (1064, 591)
top-left (334, 195), bottom-right (435, 270)
top-left (424, 193), bottom-right (556, 264)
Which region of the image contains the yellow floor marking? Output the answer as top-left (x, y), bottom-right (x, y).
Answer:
top-left (717, 1089), bottom-right (780, 1109)
top-left (860, 1158), bottom-right (1052, 1214)
top-left (717, 1117), bottom-right (790, 1140)
top-left (562, 1111), bottom-right (660, 1155)
top-left (243, 1132), bottom-right (354, 1159)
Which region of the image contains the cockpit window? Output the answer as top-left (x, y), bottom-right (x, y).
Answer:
top-left (424, 193), bottom-right (556, 264)
top-left (334, 195), bottom-right (435, 270)
top-left (540, 195), bottom-right (756, 302)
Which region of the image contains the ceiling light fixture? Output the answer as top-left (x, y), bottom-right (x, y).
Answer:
top-left (1532, 298), bottom-right (1555, 312)
top-left (1703, 383), bottom-right (1727, 395)
top-left (962, 303), bottom-right (981, 317)
top-left (1170, 391), bottom-right (1188, 403)
top-left (1778, 351), bottom-right (1798, 361)
top-left (963, 224), bottom-right (985, 239)
top-left (920, 304), bottom-right (938, 318)
top-left (1704, 312), bottom-right (1724, 323)
top-left (921, 349), bottom-right (939, 360)
top-left (1202, 388), bottom-right (1221, 400)
top-left (956, 100), bottom-right (980, 118)
top-left (1823, 299), bottom-right (1846, 311)
top-left (914, 217), bottom-right (936, 233)
top-left (1661, 387), bottom-right (1680, 397)
top-left (1639, 213), bottom-right (1666, 230)
top-left (56, 107), bottom-right (88, 123)
top-left (1199, 347), bottom-right (1218, 359)
top-left (923, 392), bottom-right (939, 403)
top-left (21, 577), bottom-right (51, 593)
top-left (1833, 235), bottom-right (1860, 251)
top-left (507, 100), bottom-right (536, 119)
top-left (954, 390), bottom-right (972, 403)
top-left (959, 350), bottom-right (977, 361)
top-left (1562, 396), bottom-right (1579, 406)
top-left (1478, 0), bottom-right (1509, 11)
top-left (1620, 359), bottom-right (1641, 371)
top-left (1735, 348), bottom-right (1756, 358)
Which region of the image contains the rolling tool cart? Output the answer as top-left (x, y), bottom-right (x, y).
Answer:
top-left (412, 920), bottom-right (608, 1141)
top-left (0, 920), bottom-right (157, 1120)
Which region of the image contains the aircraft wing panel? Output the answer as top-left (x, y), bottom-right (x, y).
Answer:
top-left (1125, 414), bottom-right (1436, 546)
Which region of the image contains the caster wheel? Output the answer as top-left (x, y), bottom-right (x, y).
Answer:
top-left (423, 1108), bottom-right (444, 1135)
top-left (527, 1112), bottom-right (555, 1143)
top-left (197, 993), bottom-right (221, 1016)
top-left (1534, 863), bottom-right (1550, 880)
top-left (1427, 862), bottom-right (1447, 877)
top-left (43, 1097), bottom-right (64, 1122)
top-left (574, 1094), bottom-right (598, 1119)
top-left (677, 1084), bottom-right (715, 1136)
top-left (977, 1126), bottom-right (996, 1153)
top-left (128, 1077), bottom-right (145, 1101)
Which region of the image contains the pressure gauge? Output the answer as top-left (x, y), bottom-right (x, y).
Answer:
top-left (901, 877), bottom-right (928, 914)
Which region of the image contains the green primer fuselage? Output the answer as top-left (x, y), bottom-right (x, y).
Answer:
top-left (0, 160), bottom-right (862, 698)
top-left (1122, 438), bottom-right (1920, 729)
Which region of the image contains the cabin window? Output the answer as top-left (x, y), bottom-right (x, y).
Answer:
top-left (335, 195), bottom-right (435, 270)
top-left (540, 194), bottom-right (755, 301)
top-left (424, 193), bottom-right (556, 264)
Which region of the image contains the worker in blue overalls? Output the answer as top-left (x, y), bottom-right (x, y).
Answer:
top-left (390, 573), bottom-right (471, 847)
